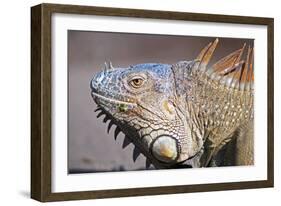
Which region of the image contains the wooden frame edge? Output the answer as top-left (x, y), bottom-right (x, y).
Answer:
top-left (41, 3), bottom-right (274, 24)
top-left (31, 3), bottom-right (53, 201)
top-left (42, 180), bottom-right (272, 202)
top-left (31, 4), bottom-right (43, 201)
top-left (267, 18), bottom-right (274, 187)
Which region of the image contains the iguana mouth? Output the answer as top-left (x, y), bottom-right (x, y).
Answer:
top-left (91, 91), bottom-right (137, 107)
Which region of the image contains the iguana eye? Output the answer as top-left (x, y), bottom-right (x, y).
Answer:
top-left (129, 77), bottom-right (145, 88)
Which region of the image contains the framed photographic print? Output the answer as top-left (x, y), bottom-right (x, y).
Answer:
top-left (31, 3), bottom-right (274, 202)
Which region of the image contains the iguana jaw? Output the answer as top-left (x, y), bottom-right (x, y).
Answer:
top-left (91, 95), bottom-right (183, 166)
top-left (93, 103), bottom-right (181, 168)
top-left (91, 91), bottom-right (137, 108)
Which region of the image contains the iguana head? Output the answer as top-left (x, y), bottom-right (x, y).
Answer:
top-left (90, 61), bottom-right (204, 168)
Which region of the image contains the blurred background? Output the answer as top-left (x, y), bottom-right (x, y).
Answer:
top-left (68, 30), bottom-right (253, 173)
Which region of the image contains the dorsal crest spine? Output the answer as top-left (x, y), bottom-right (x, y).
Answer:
top-left (194, 38), bottom-right (254, 91)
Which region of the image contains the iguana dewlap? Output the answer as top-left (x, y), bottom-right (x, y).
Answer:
top-left (90, 38), bottom-right (254, 169)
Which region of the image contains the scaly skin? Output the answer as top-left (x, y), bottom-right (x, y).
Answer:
top-left (90, 38), bottom-right (254, 169)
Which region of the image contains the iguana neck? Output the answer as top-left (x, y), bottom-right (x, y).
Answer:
top-left (189, 70), bottom-right (254, 147)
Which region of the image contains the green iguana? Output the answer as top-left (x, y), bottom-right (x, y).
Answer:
top-left (90, 38), bottom-right (254, 169)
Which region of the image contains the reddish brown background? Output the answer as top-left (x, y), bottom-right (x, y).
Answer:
top-left (68, 31), bottom-right (253, 173)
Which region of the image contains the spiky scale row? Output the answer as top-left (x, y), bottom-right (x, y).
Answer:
top-left (114, 126), bottom-right (121, 140)
top-left (103, 61), bottom-right (114, 71)
top-left (133, 147), bottom-right (141, 162)
top-left (96, 110), bottom-right (106, 118)
top-left (95, 107), bottom-right (145, 163)
top-left (196, 38), bottom-right (219, 72)
top-left (213, 44), bottom-right (245, 75)
top-left (94, 107), bottom-right (102, 112)
top-left (196, 39), bottom-right (254, 91)
top-left (103, 115), bottom-right (110, 123)
top-left (122, 136), bottom-right (131, 148)
top-left (107, 120), bottom-right (114, 133)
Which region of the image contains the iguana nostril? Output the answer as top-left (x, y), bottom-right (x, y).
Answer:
top-left (151, 135), bottom-right (178, 163)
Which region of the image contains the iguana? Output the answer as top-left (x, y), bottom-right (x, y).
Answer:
top-left (90, 38), bottom-right (254, 169)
